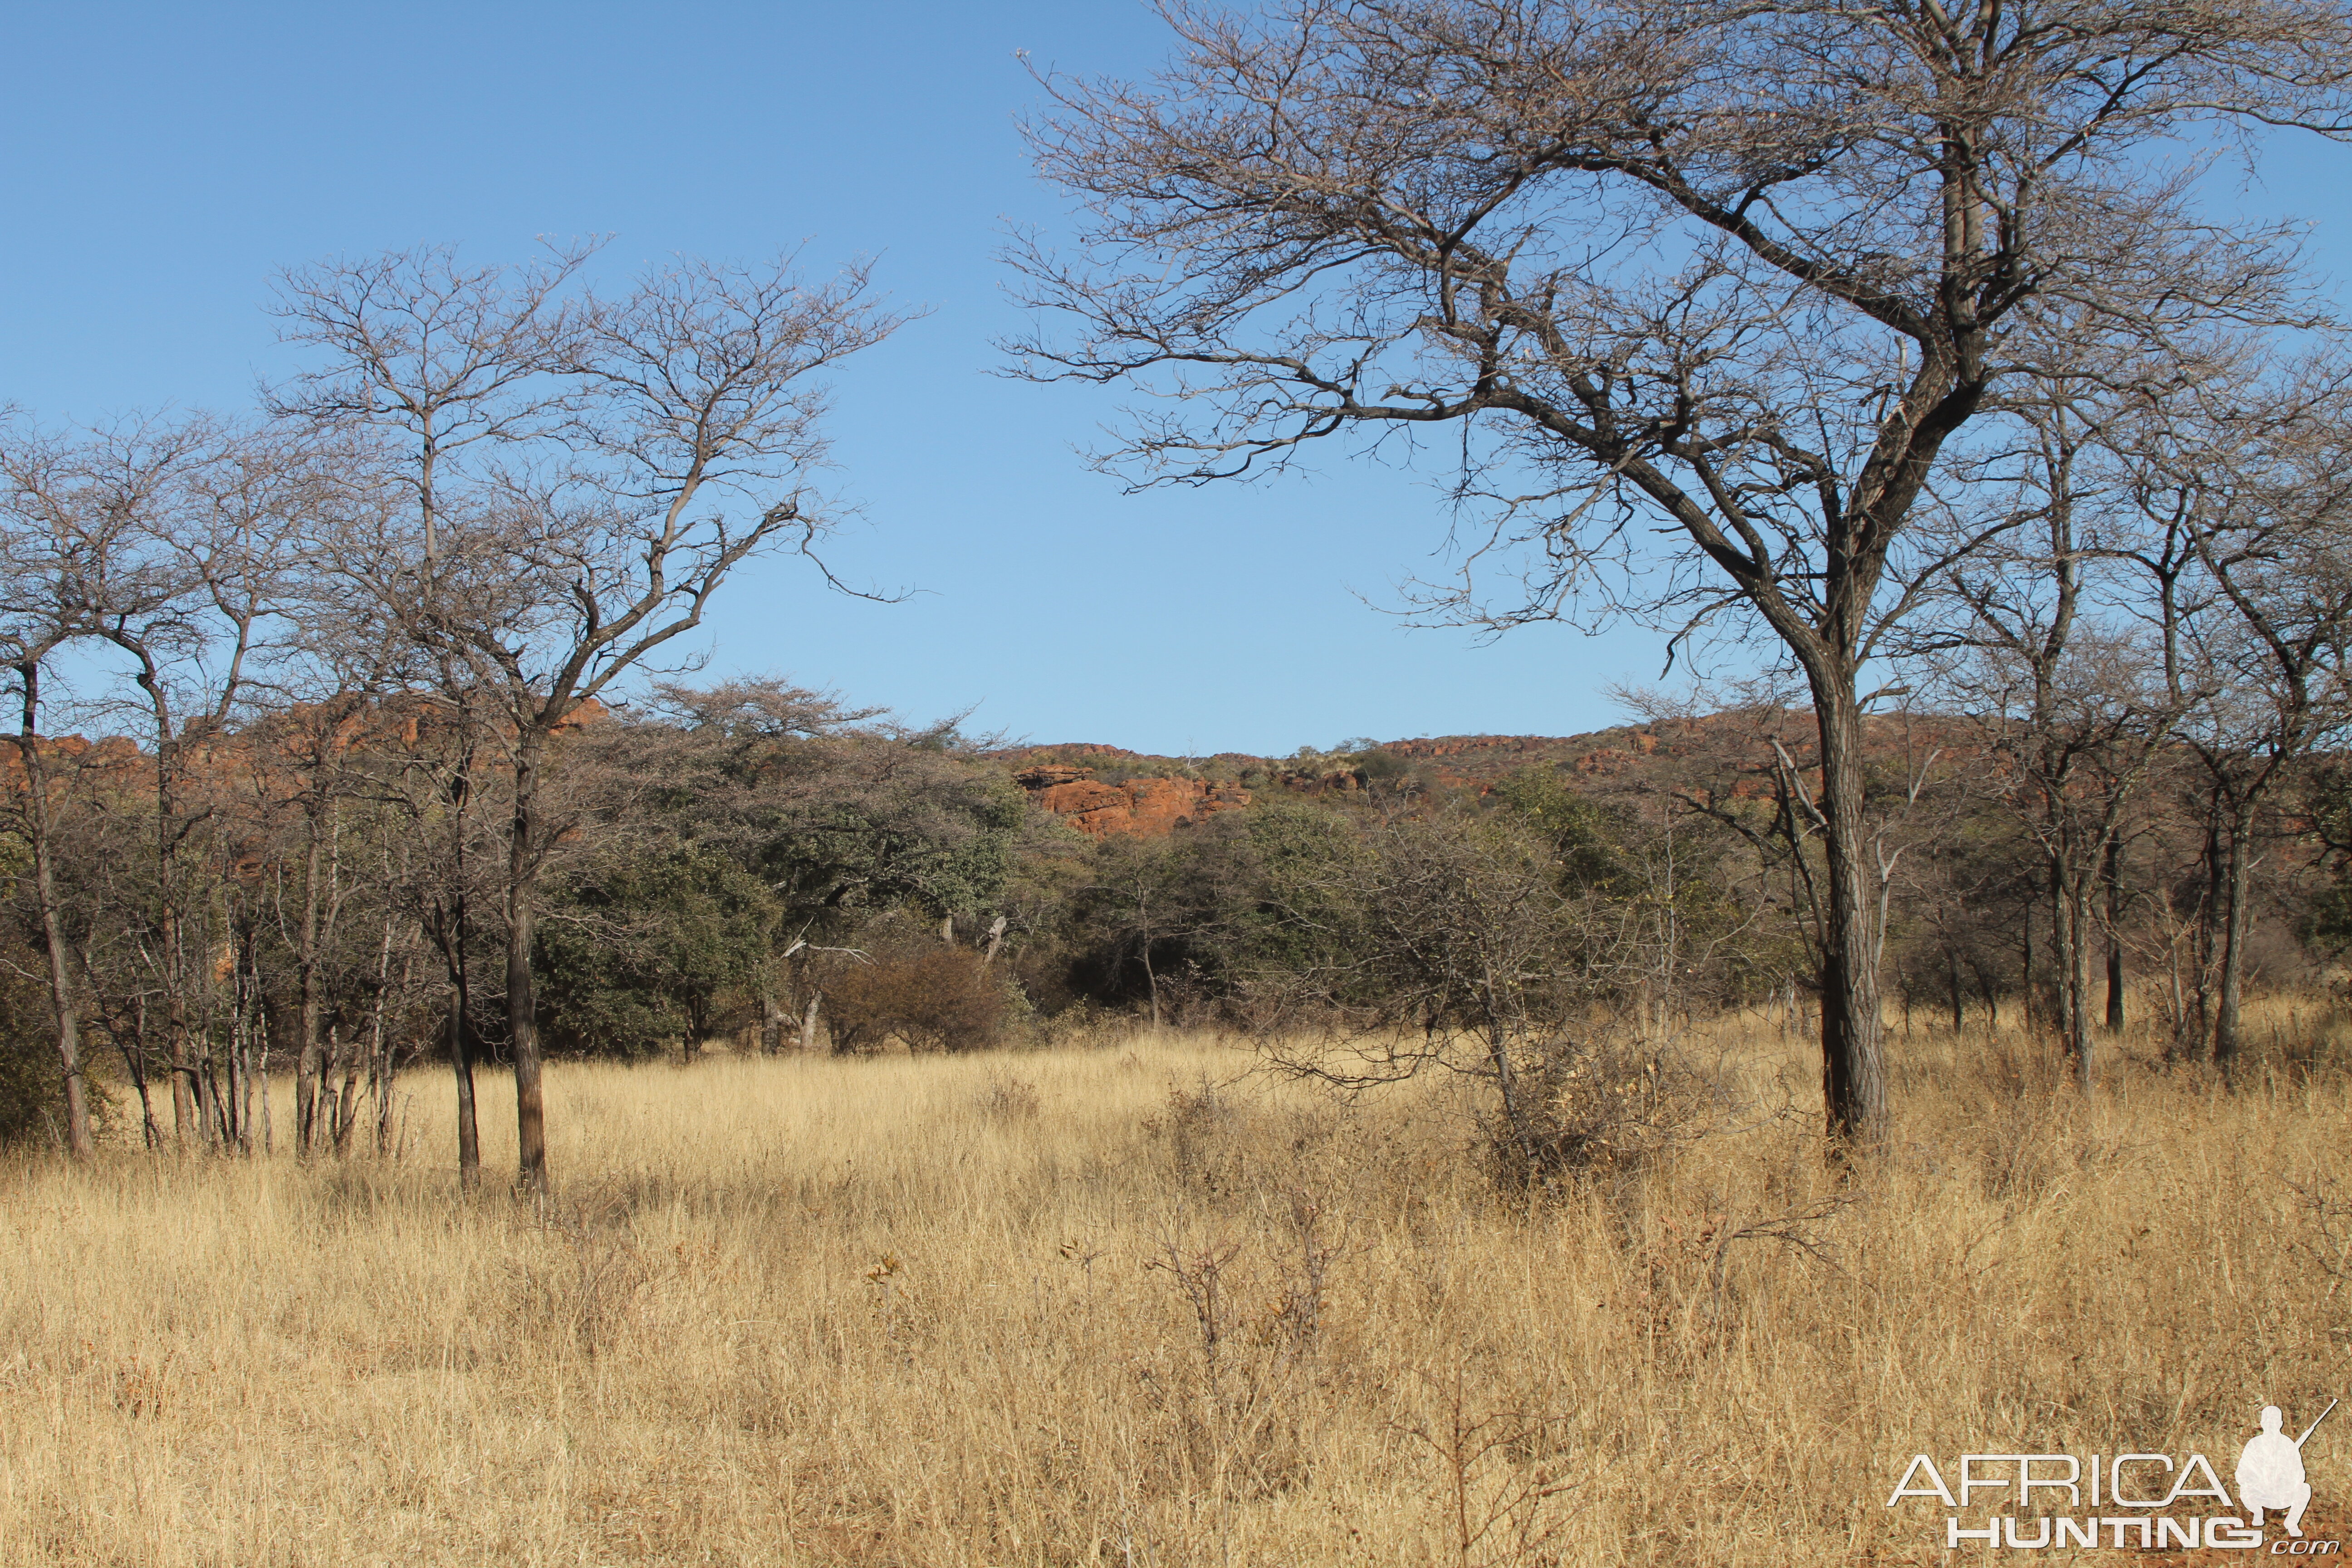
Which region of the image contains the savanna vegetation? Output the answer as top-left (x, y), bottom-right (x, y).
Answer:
top-left (4, 1014), bottom-right (2349, 1566)
top-left (8, 0), bottom-right (2352, 1561)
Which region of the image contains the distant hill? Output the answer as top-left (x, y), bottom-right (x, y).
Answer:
top-left (990, 715), bottom-right (1848, 835)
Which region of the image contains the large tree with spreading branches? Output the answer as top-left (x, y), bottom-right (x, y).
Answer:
top-left (1010, 0), bottom-right (2352, 1142)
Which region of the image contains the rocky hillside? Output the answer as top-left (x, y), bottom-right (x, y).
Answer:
top-left (996, 722), bottom-right (1736, 836)
top-left (998, 712), bottom-right (1968, 835)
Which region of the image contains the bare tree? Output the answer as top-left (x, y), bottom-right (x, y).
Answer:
top-left (0, 416), bottom-right (107, 1156)
top-left (85, 427), bottom-right (299, 1147)
top-left (335, 681), bottom-right (506, 1183)
top-left (0, 413), bottom-right (259, 1151)
top-left (276, 245), bottom-right (902, 1190)
top-left (1010, 0), bottom-right (2351, 1142)
top-left (1926, 384), bottom-right (2200, 1084)
top-left (2137, 355), bottom-right (2352, 1063)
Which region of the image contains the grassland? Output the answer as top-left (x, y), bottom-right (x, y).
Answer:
top-left (2, 1005), bottom-right (2347, 1566)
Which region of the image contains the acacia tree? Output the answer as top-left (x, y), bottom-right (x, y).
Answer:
top-left (624, 680), bottom-right (879, 1054)
top-left (1079, 833), bottom-right (1191, 1028)
top-left (616, 681), bottom-right (1030, 1052)
top-left (91, 429), bottom-right (301, 1148)
top-left (1012, 0), bottom-right (2351, 1142)
top-left (1928, 384), bottom-right (2202, 1084)
top-left (269, 245), bottom-right (597, 1181)
top-left (0, 696), bottom-right (91, 1159)
top-left (2142, 357), bottom-right (2352, 1063)
top-left (0, 425), bottom-right (106, 1156)
top-left (276, 245), bottom-right (901, 1190)
top-left (0, 414), bottom-right (269, 1150)
top-left (345, 679), bottom-right (509, 1183)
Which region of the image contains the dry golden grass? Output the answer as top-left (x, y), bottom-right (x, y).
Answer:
top-left (3, 1004), bottom-right (2349, 1566)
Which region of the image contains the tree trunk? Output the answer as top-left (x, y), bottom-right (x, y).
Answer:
top-left (2062, 873), bottom-right (2095, 1088)
top-left (329, 1061), bottom-right (352, 1152)
top-left (333, 1030), bottom-right (363, 1156)
top-left (2103, 837), bottom-right (2126, 1033)
top-left (2212, 800), bottom-right (2257, 1065)
top-left (116, 990), bottom-right (159, 1149)
top-left (9, 700), bottom-right (92, 1157)
top-left (507, 735), bottom-right (548, 1192)
top-left (760, 988), bottom-right (785, 1054)
top-left (2049, 859), bottom-right (2074, 1053)
top-left (335, 910), bottom-right (392, 1156)
top-left (798, 989), bottom-right (823, 1053)
top-left (1808, 684), bottom-right (1887, 1146)
top-left (256, 990), bottom-right (275, 1157)
top-left (448, 990), bottom-right (479, 1181)
top-left (369, 946), bottom-right (411, 1156)
top-left (2195, 796), bottom-right (2224, 1055)
top-left (137, 682), bottom-right (200, 1147)
top-left (1485, 1013), bottom-right (1538, 1181)
top-left (2021, 902), bottom-right (2036, 1038)
top-left (443, 749), bottom-right (481, 1185)
top-left (508, 895), bottom-right (544, 1190)
top-left (204, 1057), bottom-right (228, 1147)
top-left (1947, 950), bottom-right (1965, 1034)
top-left (2048, 851), bottom-right (2097, 1087)
top-left (294, 829), bottom-right (326, 1156)
top-left (1970, 960), bottom-right (1999, 1029)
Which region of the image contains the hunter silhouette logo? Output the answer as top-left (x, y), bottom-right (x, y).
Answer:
top-left (2240, 1400), bottom-right (2333, 1539)
top-left (1886, 1397), bottom-right (2341, 1551)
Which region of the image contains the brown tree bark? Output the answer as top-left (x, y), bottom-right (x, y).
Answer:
top-left (10, 669), bottom-right (91, 1156)
top-left (447, 993), bottom-right (480, 1181)
top-left (1809, 686), bottom-right (1886, 1143)
top-left (424, 743), bottom-right (485, 1185)
top-left (2212, 800), bottom-right (2258, 1065)
top-left (507, 732), bottom-right (547, 1192)
top-left (294, 827), bottom-right (326, 1155)
top-left (2060, 870), bottom-right (2097, 1089)
top-left (2104, 838), bottom-right (2127, 1034)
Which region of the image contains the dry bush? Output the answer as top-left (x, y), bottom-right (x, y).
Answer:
top-left (1140, 1076), bottom-right (1249, 1196)
top-left (973, 1071), bottom-right (1041, 1125)
top-left (3, 1000), bottom-right (2350, 1565)
top-left (1491, 1029), bottom-right (1730, 1192)
top-left (821, 943), bottom-right (1008, 1054)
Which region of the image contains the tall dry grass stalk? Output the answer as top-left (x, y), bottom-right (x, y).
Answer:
top-left (2, 1004), bottom-right (2347, 1565)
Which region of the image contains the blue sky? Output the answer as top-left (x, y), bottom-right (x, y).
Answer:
top-left (3, 4), bottom-right (2346, 755)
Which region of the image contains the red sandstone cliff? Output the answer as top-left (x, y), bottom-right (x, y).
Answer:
top-left (1002, 713), bottom-right (1992, 834)
top-left (1014, 764), bottom-right (1251, 838)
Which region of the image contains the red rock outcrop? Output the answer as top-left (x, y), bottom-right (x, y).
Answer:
top-left (1003, 713), bottom-right (2009, 832)
top-left (1014, 765), bottom-right (1251, 838)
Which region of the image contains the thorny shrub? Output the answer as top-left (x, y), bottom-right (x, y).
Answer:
top-left (821, 944), bottom-right (1009, 1054)
top-left (975, 1071), bottom-right (1042, 1124)
top-left (1488, 1029), bottom-right (1726, 1192)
